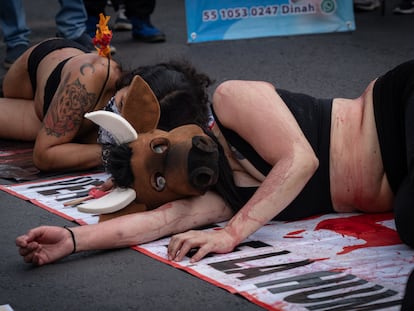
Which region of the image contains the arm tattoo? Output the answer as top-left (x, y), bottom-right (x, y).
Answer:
top-left (44, 77), bottom-right (97, 137)
top-left (80, 63), bottom-right (95, 75)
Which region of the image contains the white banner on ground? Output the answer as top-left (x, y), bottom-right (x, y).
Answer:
top-left (2, 174), bottom-right (412, 310)
top-left (137, 214), bottom-right (412, 310)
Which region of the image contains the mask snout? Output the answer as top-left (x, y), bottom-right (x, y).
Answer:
top-left (188, 135), bottom-right (219, 192)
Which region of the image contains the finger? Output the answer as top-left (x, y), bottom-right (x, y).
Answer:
top-left (31, 244), bottom-right (47, 266)
top-left (25, 227), bottom-right (44, 243)
top-left (15, 235), bottom-right (28, 247)
top-left (167, 236), bottom-right (185, 261)
top-left (19, 247), bottom-right (32, 257)
top-left (18, 241), bottom-right (39, 256)
top-left (23, 251), bottom-right (35, 263)
top-left (32, 252), bottom-right (46, 266)
top-left (190, 246), bottom-right (211, 263)
top-left (174, 239), bottom-right (198, 262)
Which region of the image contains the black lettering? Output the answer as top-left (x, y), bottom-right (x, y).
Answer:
top-left (256, 271), bottom-right (354, 293)
top-left (183, 240), bottom-right (272, 260)
top-left (256, 270), bottom-right (401, 310)
top-left (209, 251), bottom-right (315, 280)
top-left (209, 251), bottom-right (289, 272)
top-left (318, 298), bottom-right (402, 311)
top-left (286, 283), bottom-right (400, 311)
top-left (28, 176), bottom-right (103, 196)
top-left (234, 240), bottom-right (272, 251)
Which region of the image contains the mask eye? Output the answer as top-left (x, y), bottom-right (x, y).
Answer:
top-left (150, 138), bottom-right (169, 154)
top-left (152, 173), bottom-right (166, 191)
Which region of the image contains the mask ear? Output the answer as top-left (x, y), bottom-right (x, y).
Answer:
top-left (121, 75), bottom-right (160, 133)
top-left (84, 110), bottom-right (138, 144)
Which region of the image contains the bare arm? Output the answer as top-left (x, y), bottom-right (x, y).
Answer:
top-left (16, 192), bottom-right (233, 265)
top-left (168, 80), bottom-right (319, 262)
top-left (33, 57), bottom-right (111, 171)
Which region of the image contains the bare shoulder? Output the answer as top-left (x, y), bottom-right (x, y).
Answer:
top-left (212, 79), bottom-right (315, 165)
top-left (212, 79), bottom-right (298, 132)
top-left (65, 54), bottom-right (120, 81)
top-left (61, 55), bottom-right (120, 94)
top-left (212, 80), bottom-right (280, 126)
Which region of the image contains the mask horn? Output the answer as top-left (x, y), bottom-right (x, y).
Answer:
top-left (85, 110), bottom-right (138, 144)
top-left (77, 187), bottom-right (137, 214)
top-left (80, 111), bottom-right (138, 214)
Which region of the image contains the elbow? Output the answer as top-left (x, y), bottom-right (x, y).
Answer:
top-left (213, 80), bottom-right (238, 107)
top-left (33, 150), bottom-right (54, 171)
top-left (292, 143), bottom-right (319, 181)
top-left (303, 150), bottom-right (319, 179)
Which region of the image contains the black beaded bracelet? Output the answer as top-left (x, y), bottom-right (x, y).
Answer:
top-left (63, 226), bottom-right (76, 254)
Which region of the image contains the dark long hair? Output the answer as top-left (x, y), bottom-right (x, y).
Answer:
top-left (116, 60), bottom-right (213, 130)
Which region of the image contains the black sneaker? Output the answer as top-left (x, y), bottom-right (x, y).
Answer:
top-left (113, 5), bottom-right (132, 31)
top-left (131, 18), bottom-right (166, 43)
top-left (393, 2), bottom-right (414, 14)
top-left (3, 44), bottom-right (28, 69)
top-left (114, 17), bottom-right (132, 31)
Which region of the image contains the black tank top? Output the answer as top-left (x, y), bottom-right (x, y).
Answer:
top-left (212, 88), bottom-right (334, 221)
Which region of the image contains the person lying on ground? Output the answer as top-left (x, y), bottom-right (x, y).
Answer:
top-left (16, 60), bottom-right (414, 266)
top-left (1, 37), bottom-right (212, 173)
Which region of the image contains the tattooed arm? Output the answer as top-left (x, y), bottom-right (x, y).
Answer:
top-left (33, 57), bottom-right (112, 171)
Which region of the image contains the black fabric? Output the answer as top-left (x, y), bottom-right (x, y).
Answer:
top-left (373, 60), bottom-right (414, 194)
top-left (393, 174), bottom-right (414, 247)
top-left (27, 38), bottom-right (90, 94)
top-left (43, 58), bottom-right (71, 115)
top-left (373, 60), bottom-right (414, 248)
top-left (124, 0), bottom-right (155, 18)
top-left (211, 89), bottom-right (334, 221)
top-left (84, 0), bottom-right (155, 18)
top-left (402, 269), bottom-right (414, 311)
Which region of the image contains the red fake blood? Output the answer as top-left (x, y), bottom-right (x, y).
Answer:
top-left (315, 213), bottom-right (401, 255)
top-left (284, 229), bottom-right (306, 238)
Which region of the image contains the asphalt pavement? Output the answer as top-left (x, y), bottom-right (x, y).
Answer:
top-left (1, 0), bottom-right (413, 310)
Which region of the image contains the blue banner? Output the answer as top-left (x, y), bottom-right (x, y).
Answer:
top-left (185, 0), bottom-right (355, 43)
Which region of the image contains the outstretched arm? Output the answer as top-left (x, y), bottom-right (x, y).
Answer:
top-left (168, 80), bottom-right (319, 262)
top-left (16, 192), bottom-right (233, 266)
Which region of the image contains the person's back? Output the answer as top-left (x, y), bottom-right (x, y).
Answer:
top-left (0, 38), bottom-right (122, 170)
top-left (2, 39), bottom-right (121, 138)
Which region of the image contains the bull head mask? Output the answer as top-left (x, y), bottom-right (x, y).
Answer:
top-left (78, 75), bottom-right (219, 214)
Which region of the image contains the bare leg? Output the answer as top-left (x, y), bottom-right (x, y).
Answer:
top-left (2, 44), bottom-right (35, 99)
top-left (0, 98), bottom-right (42, 141)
